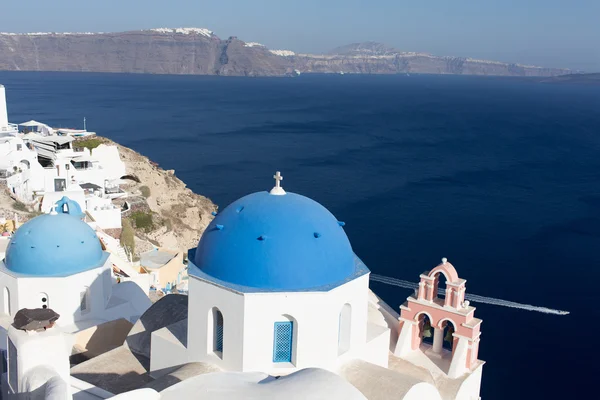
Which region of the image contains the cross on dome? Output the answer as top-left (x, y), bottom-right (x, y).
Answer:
top-left (270, 171), bottom-right (286, 195)
top-left (49, 205), bottom-right (58, 215)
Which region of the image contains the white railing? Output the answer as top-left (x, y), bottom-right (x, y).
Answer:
top-left (0, 124), bottom-right (18, 135)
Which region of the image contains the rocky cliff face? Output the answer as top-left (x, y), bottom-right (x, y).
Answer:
top-left (296, 42), bottom-right (571, 77)
top-left (0, 30), bottom-right (571, 77)
top-left (112, 139), bottom-right (216, 254)
top-left (0, 29), bottom-right (294, 77)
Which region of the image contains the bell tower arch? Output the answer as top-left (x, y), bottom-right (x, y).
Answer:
top-left (395, 258), bottom-right (482, 378)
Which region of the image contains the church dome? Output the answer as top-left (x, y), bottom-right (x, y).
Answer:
top-left (193, 190), bottom-right (357, 291)
top-left (4, 213), bottom-right (106, 276)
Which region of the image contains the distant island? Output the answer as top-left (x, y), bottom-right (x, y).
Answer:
top-left (540, 73), bottom-right (600, 84)
top-left (0, 28), bottom-right (572, 78)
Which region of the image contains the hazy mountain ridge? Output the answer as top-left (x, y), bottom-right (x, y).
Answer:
top-left (539, 73), bottom-right (600, 84)
top-left (0, 29), bottom-right (572, 77)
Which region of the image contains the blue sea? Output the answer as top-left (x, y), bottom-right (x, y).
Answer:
top-left (2, 71), bottom-right (599, 399)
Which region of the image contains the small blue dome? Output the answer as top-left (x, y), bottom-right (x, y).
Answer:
top-left (4, 213), bottom-right (106, 276)
top-left (192, 191), bottom-right (359, 290)
top-left (55, 196), bottom-right (84, 218)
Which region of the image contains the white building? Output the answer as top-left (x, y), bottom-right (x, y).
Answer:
top-left (0, 207), bottom-right (150, 326)
top-left (0, 173), bottom-right (485, 399)
top-left (0, 85), bottom-right (18, 136)
top-left (0, 135), bottom-right (47, 201)
top-left (1, 84), bottom-right (125, 230)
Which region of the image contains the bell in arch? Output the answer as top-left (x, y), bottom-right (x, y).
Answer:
top-left (422, 319), bottom-right (432, 338)
top-left (444, 325), bottom-right (455, 342)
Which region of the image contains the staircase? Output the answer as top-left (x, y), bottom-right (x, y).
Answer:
top-left (95, 230), bottom-right (141, 277)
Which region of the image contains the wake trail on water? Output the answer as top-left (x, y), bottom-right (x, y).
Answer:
top-left (369, 274), bottom-right (569, 316)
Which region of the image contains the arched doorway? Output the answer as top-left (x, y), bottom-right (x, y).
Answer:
top-left (338, 303), bottom-right (352, 355)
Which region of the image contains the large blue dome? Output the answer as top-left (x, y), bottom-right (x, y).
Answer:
top-left (192, 191), bottom-right (360, 291)
top-left (4, 213), bottom-right (107, 276)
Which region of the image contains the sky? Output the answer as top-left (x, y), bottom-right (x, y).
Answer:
top-left (2, 0), bottom-right (599, 71)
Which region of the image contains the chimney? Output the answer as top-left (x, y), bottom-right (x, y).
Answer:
top-left (12, 308), bottom-right (60, 332)
top-left (0, 85), bottom-right (8, 131)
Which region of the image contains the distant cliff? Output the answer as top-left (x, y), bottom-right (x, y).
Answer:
top-left (540, 73), bottom-right (600, 84)
top-left (293, 42), bottom-right (572, 77)
top-left (0, 29), bottom-right (294, 77)
top-left (0, 30), bottom-right (572, 78)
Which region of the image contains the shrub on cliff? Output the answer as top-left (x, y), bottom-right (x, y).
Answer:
top-left (120, 218), bottom-right (135, 255)
top-left (131, 211), bottom-right (154, 232)
top-left (139, 186), bottom-right (151, 198)
top-left (74, 138), bottom-right (104, 150)
top-left (12, 201), bottom-right (28, 212)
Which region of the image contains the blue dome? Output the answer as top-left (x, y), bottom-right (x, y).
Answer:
top-left (55, 196), bottom-right (84, 218)
top-left (192, 191), bottom-right (360, 290)
top-left (4, 213), bottom-right (106, 276)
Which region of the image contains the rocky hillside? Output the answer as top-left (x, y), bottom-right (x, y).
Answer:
top-left (0, 136), bottom-right (217, 256)
top-left (0, 29), bottom-right (572, 77)
top-left (104, 138), bottom-right (216, 255)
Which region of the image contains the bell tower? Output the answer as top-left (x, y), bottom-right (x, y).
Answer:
top-left (394, 258), bottom-right (483, 379)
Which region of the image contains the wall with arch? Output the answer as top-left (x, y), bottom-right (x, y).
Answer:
top-left (241, 274), bottom-right (374, 374)
top-left (186, 275), bottom-right (246, 371)
top-left (0, 275), bottom-right (18, 319)
top-left (0, 259), bottom-right (126, 327)
top-left (182, 272), bottom-right (387, 375)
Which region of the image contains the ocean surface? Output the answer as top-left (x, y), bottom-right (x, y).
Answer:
top-left (2, 71), bottom-right (599, 399)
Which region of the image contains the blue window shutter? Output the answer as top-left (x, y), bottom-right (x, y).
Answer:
top-left (273, 321), bottom-right (293, 363)
top-left (215, 311), bottom-right (224, 353)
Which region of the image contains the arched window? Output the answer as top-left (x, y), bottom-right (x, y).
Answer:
top-left (338, 303), bottom-right (352, 355)
top-left (80, 288), bottom-right (90, 314)
top-left (273, 315), bottom-right (296, 364)
top-left (3, 287), bottom-right (10, 316)
top-left (208, 307), bottom-right (224, 358)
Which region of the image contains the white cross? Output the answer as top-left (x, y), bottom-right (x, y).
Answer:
top-left (273, 171), bottom-right (283, 188)
top-left (270, 171), bottom-right (286, 195)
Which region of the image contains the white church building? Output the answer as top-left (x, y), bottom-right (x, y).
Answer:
top-left (0, 173), bottom-right (484, 400)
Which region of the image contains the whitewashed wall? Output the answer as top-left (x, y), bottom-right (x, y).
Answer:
top-left (182, 274), bottom-right (382, 375)
top-left (186, 277), bottom-right (246, 371)
top-left (91, 145), bottom-right (126, 180)
top-left (241, 275), bottom-right (370, 374)
top-left (7, 325), bottom-right (72, 398)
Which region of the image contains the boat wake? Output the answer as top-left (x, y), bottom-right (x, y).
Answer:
top-left (369, 274), bottom-right (570, 316)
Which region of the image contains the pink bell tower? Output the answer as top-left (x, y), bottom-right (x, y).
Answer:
top-left (394, 258), bottom-right (483, 379)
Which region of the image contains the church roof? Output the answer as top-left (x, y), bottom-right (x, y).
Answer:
top-left (191, 189), bottom-right (367, 291)
top-left (3, 212), bottom-right (107, 276)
